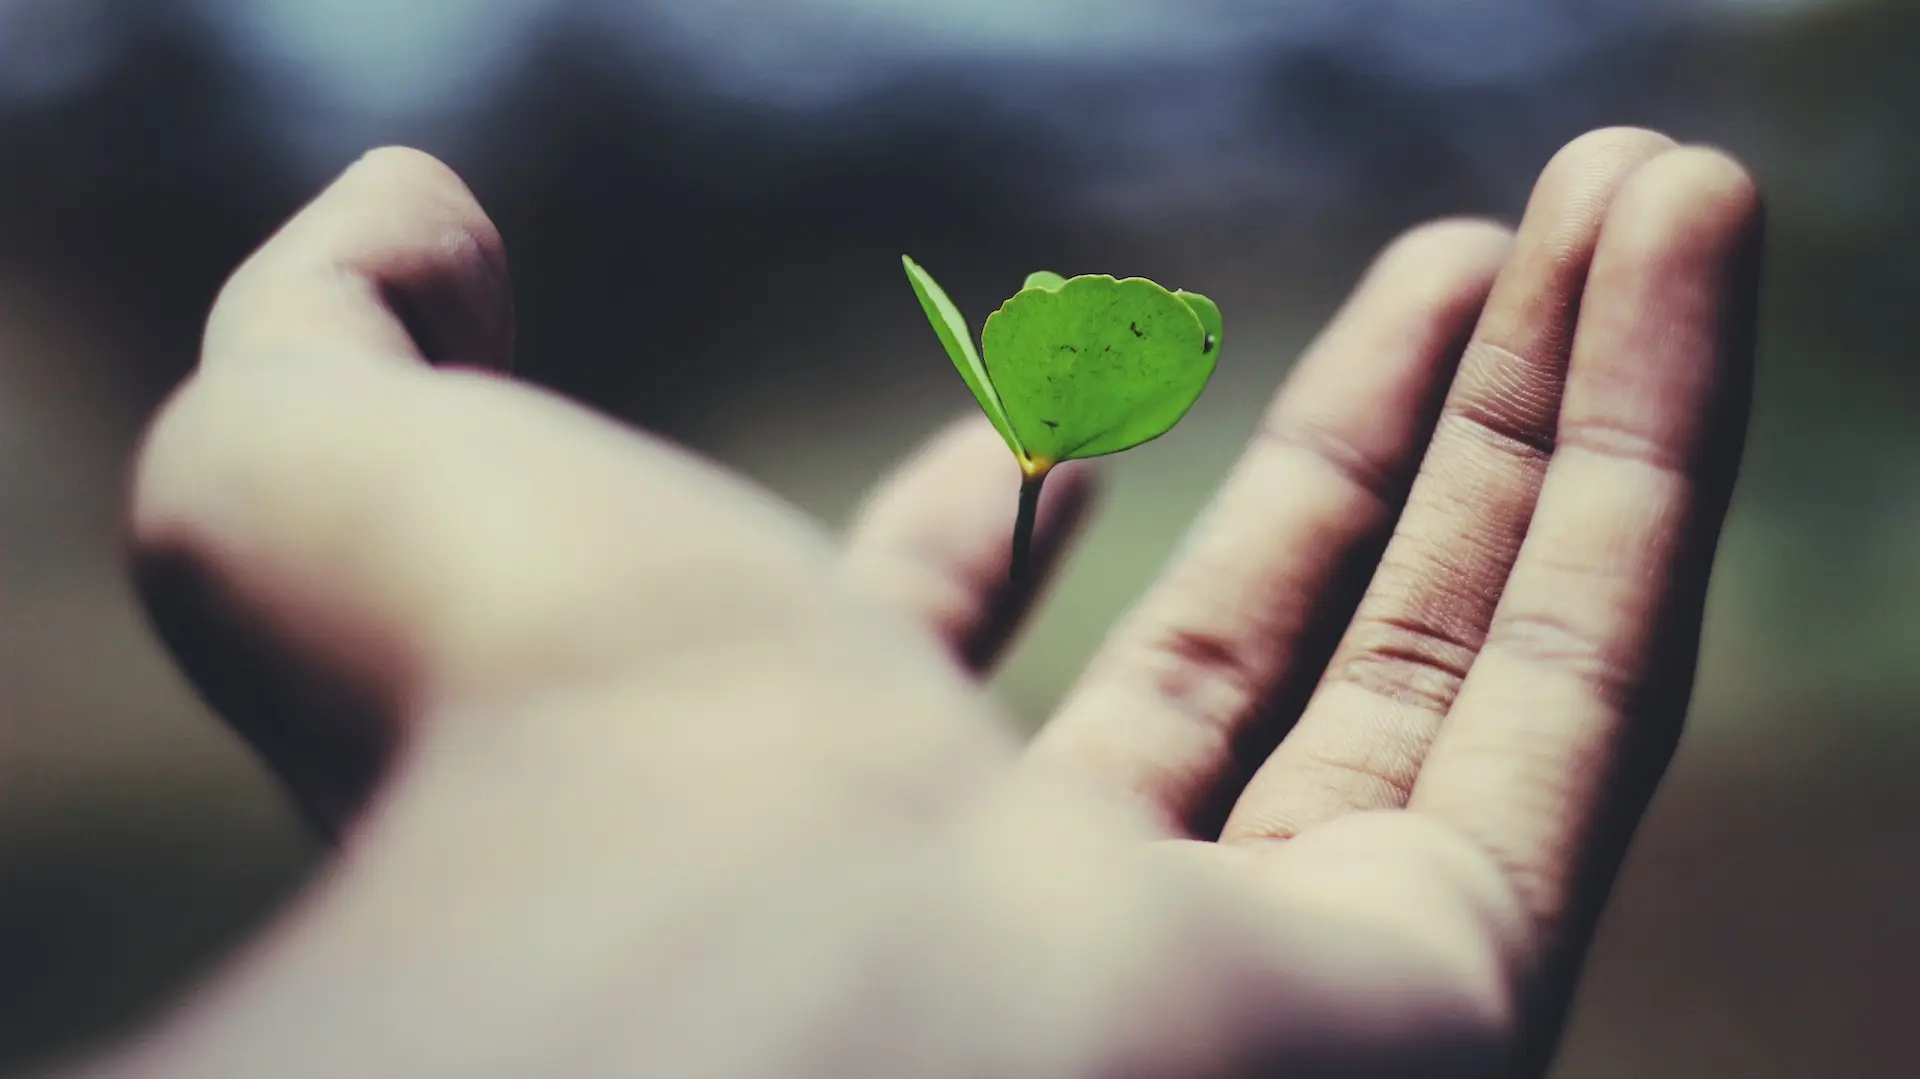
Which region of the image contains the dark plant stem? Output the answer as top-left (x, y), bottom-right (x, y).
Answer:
top-left (1011, 470), bottom-right (1047, 587)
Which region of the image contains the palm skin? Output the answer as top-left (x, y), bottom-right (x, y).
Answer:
top-left (93, 127), bottom-right (1759, 1078)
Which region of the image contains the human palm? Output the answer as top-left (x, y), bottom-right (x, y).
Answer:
top-left (97, 127), bottom-right (1759, 1078)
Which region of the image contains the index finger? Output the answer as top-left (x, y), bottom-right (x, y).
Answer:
top-left (134, 148), bottom-right (518, 833)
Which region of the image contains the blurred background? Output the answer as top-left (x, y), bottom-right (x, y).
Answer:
top-left (1, 0), bottom-right (1915, 1075)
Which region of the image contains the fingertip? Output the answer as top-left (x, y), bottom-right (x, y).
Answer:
top-left (340, 147), bottom-right (510, 265)
top-left (942, 411), bottom-right (1103, 550)
top-left (1536, 126), bottom-right (1680, 194)
top-left (933, 410), bottom-right (1024, 463)
top-left (1041, 455), bottom-right (1101, 527)
top-left (344, 145), bottom-right (472, 194)
top-left (876, 411), bottom-right (1102, 517)
top-left (1679, 145), bottom-right (1763, 216)
top-left (1603, 146), bottom-right (1765, 259)
top-left (205, 145), bottom-right (515, 374)
top-left (1378, 217), bottom-right (1516, 274)
top-left (1362, 217), bottom-right (1515, 318)
top-left (844, 413), bottom-right (1098, 671)
top-left (1511, 127), bottom-right (1680, 270)
top-left (1562, 146), bottom-right (1765, 483)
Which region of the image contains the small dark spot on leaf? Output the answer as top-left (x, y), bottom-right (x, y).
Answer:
top-left (1042, 419), bottom-right (1059, 428)
top-left (1058, 344), bottom-right (1078, 353)
top-left (1130, 322), bottom-right (1145, 337)
top-left (1203, 334), bottom-right (1216, 354)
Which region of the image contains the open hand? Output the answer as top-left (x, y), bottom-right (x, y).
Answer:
top-left (103, 127), bottom-right (1761, 1078)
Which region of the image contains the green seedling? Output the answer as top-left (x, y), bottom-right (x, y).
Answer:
top-left (903, 255), bottom-right (1222, 584)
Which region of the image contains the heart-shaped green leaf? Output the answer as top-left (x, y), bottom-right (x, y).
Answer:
top-left (981, 274), bottom-right (1221, 467)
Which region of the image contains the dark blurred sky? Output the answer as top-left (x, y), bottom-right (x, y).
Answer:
top-left (4, 0), bottom-right (1851, 430)
top-left (0, 0), bottom-right (1774, 212)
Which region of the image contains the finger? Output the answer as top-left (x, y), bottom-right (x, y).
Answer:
top-left (132, 147), bottom-right (518, 834)
top-left (1024, 218), bottom-right (1513, 838)
top-left (842, 416), bottom-right (1097, 672)
top-left (1220, 128), bottom-right (1677, 843)
top-left (1408, 150), bottom-right (1761, 1023)
top-left (203, 146), bottom-right (514, 373)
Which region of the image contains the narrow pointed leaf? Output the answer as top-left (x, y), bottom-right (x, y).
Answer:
top-left (902, 255), bottom-right (1024, 458)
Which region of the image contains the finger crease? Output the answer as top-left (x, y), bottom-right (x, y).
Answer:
top-left (1331, 613), bottom-right (1481, 714)
top-left (1483, 609), bottom-right (1639, 712)
top-left (1133, 624), bottom-right (1271, 736)
top-left (1255, 412), bottom-right (1407, 510)
top-left (1300, 740), bottom-right (1422, 806)
top-left (1556, 417), bottom-right (1692, 477)
top-left (853, 536), bottom-right (981, 641)
top-left (1444, 345), bottom-right (1562, 463)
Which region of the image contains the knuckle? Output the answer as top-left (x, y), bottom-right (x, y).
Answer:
top-left (1442, 376), bottom-right (1560, 463)
top-left (1553, 413), bottom-right (1686, 474)
top-left (1129, 621), bottom-right (1270, 736)
top-left (1331, 611), bottom-right (1480, 714)
top-left (1482, 608), bottom-right (1635, 709)
top-left (1298, 736), bottom-right (1422, 809)
top-left (1254, 411), bottom-right (1403, 508)
top-left (129, 364), bottom-right (411, 557)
